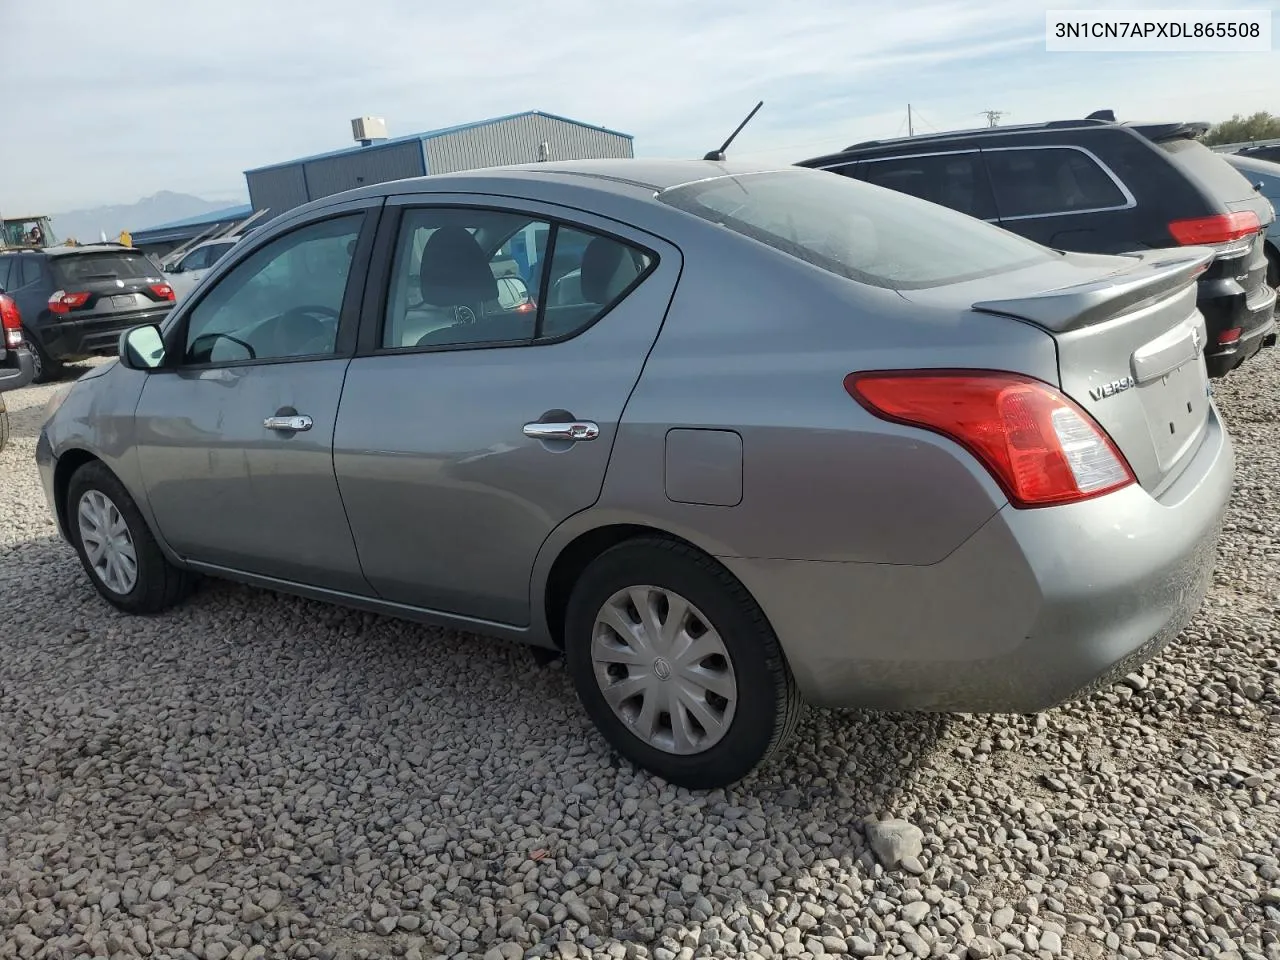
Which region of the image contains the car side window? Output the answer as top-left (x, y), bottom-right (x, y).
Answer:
top-left (0, 257), bottom-right (12, 292)
top-left (859, 153), bottom-right (996, 220)
top-left (382, 208), bottom-right (655, 350)
top-left (179, 247), bottom-right (211, 272)
top-left (985, 148), bottom-right (1128, 219)
top-left (182, 214), bottom-right (362, 366)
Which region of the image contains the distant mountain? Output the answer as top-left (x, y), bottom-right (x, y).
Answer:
top-left (47, 191), bottom-right (245, 243)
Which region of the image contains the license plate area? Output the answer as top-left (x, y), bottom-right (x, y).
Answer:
top-left (1137, 356), bottom-right (1208, 473)
top-left (111, 294), bottom-right (137, 308)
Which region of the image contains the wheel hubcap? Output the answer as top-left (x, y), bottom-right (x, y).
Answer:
top-left (591, 586), bottom-right (738, 755)
top-left (77, 489), bottom-right (138, 595)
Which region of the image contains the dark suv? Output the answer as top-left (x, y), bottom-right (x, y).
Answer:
top-left (0, 245), bottom-right (177, 382)
top-left (799, 117), bottom-right (1277, 378)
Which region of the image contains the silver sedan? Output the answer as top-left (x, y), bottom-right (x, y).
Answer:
top-left (36, 159), bottom-right (1233, 788)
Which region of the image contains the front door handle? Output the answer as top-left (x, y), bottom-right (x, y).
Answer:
top-left (264, 414), bottom-right (313, 432)
top-left (523, 421), bottom-right (599, 442)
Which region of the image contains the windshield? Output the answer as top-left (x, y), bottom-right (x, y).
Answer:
top-left (52, 252), bottom-right (159, 285)
top-left (659, 169), bottom-right (1053, 290)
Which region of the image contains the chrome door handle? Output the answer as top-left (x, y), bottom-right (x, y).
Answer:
top-left (523, 421), bottom-right (599, 442)
top-left (264, 415), bottom-right (313, 432)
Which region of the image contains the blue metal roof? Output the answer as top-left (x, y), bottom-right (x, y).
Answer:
top-left (243, 110), bottom-right (634, 176)
top-left (131, 202), bottom-right (254, 244)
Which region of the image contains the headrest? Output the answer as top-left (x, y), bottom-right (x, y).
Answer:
top-left (419, 225), bottom-right (499, 306)
top-left (580, 237), bottom-right (640, 305)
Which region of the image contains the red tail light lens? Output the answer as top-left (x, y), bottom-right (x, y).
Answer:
top-left (149, 283), bottom-right (176, 302)
top-left (1168, 211), bottom-right (1260, 246)
top-left (845, 370), bottom-right (1136, 508)
top-left (1217, 327), bottom-right (1242, 345)
top-left (0, 295), bottom-right (22, 348)
top-left (49, 290), bottom-right (91, 315)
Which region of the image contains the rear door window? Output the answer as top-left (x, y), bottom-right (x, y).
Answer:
top-left (659, 169), bottom-right (1051, 290)
top-left (858, 152), bottom-right (996, 220)
top-left (0, 257), bottom-right (13, 292)
top-left (19, 257), bottom-right (42, 288)
top-left (52, 252), bottom-right (160, 286)
top-left (984, 147), bottom-right (1129, 219)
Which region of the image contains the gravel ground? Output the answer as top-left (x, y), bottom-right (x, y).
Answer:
top-left (1, 355), bottom-right (1277, 960)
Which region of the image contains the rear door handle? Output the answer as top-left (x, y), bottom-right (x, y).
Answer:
top-left (264, 415), bottom-right (313, 432)
top-left (523, 421), bottom-right (599, 442)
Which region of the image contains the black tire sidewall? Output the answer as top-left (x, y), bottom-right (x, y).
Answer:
top-left (66, 463), bottom-right (158, 610)
top-left (23, 330), bottom-right (58, 384)
top-left (564, 540), bottom-right (786, 788)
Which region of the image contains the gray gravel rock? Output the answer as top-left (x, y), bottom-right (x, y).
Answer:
top-left (2, 356), bottom-right (1280, 958)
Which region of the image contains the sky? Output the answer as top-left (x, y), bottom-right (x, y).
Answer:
top-left (2, 0), bottom-right (1278, 214)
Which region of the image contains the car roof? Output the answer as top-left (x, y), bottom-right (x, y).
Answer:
top-left (800, 118), bottom-right (1210, 165)
top-left (43, 244), bottom-right (148, 258)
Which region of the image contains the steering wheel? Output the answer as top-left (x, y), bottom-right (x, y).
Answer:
top-left (279, 304), bottom-right (340, 323)
top-left (274, 304), bottom-right (341, 358)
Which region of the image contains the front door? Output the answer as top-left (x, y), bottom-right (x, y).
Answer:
top-left (334, 199), bottom-right (681, 625)
top-left (134, 206), bottom-right (379, 593)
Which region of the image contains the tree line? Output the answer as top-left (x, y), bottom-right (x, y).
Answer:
top-left (1203, 112), bottom-right (1280, 146)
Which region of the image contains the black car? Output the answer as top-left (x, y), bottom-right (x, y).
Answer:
top-left (0, 245), bottom-right (177, 382)
top-left (799, 116), bottom-right (1277, 379)
top-left (1236, 143), bottom-right (1280, 164)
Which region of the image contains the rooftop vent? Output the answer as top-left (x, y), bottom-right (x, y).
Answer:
top-left (351, 116), bottom-right (389, 147)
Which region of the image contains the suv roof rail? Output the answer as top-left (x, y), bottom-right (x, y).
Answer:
top-left (841, 117), bottom-right (1111, 152)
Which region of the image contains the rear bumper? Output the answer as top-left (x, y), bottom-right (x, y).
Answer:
top-left (30, 308), bottom-right (172, 361)
top-left (1202, 281), bottom-right (1275, 378)
top-left (0, 346), bottom-right (35, 392)
top-left (723, 406), bottom-right (1234, 712)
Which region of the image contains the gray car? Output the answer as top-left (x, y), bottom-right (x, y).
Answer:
top-left (1225, 153), bottom-right (1280, 288)
top-left (36, 160), bottom-right (1233, 788)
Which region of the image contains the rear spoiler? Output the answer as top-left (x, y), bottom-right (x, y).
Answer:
top-left (971, 248), bottom-right (1215, 333)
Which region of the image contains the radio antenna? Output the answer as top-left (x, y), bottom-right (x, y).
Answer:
top-left (703, 101), bottom-right (764, 161)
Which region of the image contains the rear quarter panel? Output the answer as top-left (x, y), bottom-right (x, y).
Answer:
top-left (586, 222), bottom-right (1062, 564)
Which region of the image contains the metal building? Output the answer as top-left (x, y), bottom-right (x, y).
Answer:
top-left (243, 110), bottom-right (634, 219)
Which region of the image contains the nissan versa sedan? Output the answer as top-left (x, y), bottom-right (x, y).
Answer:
top-left (37, 159), bottom-right (1233, 788)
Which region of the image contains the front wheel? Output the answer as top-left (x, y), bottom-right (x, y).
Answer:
top-left (67, 461), bottom-right (195, 613)
top-left (564, 537), bottom-right (803, 789)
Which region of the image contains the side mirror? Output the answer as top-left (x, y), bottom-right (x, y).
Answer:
top-left (497, 275), bottom-right (533, 311)
top-left (118, 324), bottom-right (167, 371)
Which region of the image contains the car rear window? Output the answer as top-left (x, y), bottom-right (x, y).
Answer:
top-left (659, 169), bottom-right (1053, 290)
top-left (52, 252), bottom-right (159, 286)
top-left (1158, 139), bottom-right (1257, 203)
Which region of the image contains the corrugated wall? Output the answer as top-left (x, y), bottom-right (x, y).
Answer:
top-left (424, 115), bottom-right (633, 175)
top-left (245, 165), bottom-right (309, 219)
top-left (304, 140), bottom-right (426, 202)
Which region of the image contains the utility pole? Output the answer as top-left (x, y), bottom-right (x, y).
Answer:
top-left (907, 104), bottom-right (914, 137)
top-left (980, 109), bottom-right (1007, 128)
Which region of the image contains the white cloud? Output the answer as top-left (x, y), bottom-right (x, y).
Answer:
top-left (1, 0), bottom-right (1275, 212)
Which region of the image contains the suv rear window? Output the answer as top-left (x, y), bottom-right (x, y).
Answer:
top-left (52, 252), bottom-right (159, 286)
top-left (1158, 138), bottom-right (1257, 204)
top-left (660, 169), bottom-right (1052, 290)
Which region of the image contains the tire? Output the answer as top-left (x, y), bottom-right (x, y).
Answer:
top-left (0, 405), bottom-right (8, 454)
top-left (564, 537), bottom-right (803, 789)
top-left (66, 460), bottom-right (195, 613)
top-left (24, 330), bottom-right (62, 384)
top-left (1267, 246), bottom-right (1279, 292)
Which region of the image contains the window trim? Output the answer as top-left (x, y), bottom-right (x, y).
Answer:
top-left (981, 144), bottom-right (1137, 222)
top-left (362, 201), bottom-right (660, 358)
top-left (159, 206), bottom-right (380, 373)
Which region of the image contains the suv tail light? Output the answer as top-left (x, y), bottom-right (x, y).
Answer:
top-left (148, 283), bottom-right (176, 302)
top-left (1168, 211), bottom-right (1260, 256)
top-left (0, 295), bottom-right (22, 348)
top-left (49, 290), bottom-right (91, 315)
top-left (845, 370), bottom-right (1136, 508)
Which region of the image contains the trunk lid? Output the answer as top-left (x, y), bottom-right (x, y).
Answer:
top-left (901, 246), bottom-right (1215, 496)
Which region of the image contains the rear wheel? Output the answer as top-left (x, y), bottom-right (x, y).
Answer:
top-left (0, 402), bottom-right (8, 454)
top-left (564, 537), bottom-right (802, 789)
top-left (23, 331), bottom-right (62, 384)
top-left (67, 461), bottom-right (195, 613)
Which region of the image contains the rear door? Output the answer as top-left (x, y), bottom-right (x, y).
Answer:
top-left (134, 201), bottom-right (380, 591)
top-left (334, 195), bottom-right (681, 625)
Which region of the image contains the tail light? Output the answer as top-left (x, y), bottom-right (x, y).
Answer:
top-left (845, 370), bottom-right (1136, 508)
top-left (1217, 327), bottom-right (1242, 345)
top-left (149, 283), bottom-right (176, 302)
top-left (0, 295), bottom-right (22, 348)
top-left (1168, 211), bottom-right (1260, 256)
top-left (49, 290), bottom-right (91, 315)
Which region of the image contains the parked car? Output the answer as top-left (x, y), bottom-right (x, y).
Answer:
top-left (1235, 143), bottom-right (1280, 164)
top-left (0, 293), bottom-right (35, 453)
top-left (1224, 153), bottom-right (1280, 289)
top-left (0, 245), bottom-right (176, 382)
top-left (163, 236), bottom-right (243, 300)
top-left (37, 160), bottom-right (1232, 788)
top-left (798, 116), bottom-right (1278, 378)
